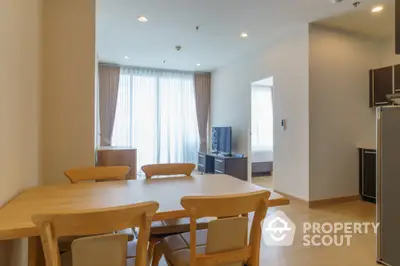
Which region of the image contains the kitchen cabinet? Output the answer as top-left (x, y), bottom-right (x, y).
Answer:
top-left (396, 1), bottom-right (400, 54)
top-left (394, 65), bottom-right (400, 93)
top-left (370, 66), bottom-right (393, 107)
top-left (359, 148), bottom-right (376, 203)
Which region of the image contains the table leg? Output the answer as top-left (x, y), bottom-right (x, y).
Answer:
top-left (28, 236), bottom-right (45, 266)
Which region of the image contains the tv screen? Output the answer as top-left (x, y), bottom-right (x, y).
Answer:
top-left (212, 127), bottom-right (232, 155)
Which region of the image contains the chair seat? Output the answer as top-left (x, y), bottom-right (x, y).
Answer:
top-left (150, 217), bottom-right (211, 235)
top-left (126, 258), bottom-right (136, 266)
top-left (127, 240), bottom-right (137, 258)
top-left (61, 253), bottom-right (136, 266)
top-left (161, 230), bottom-right (208, 266)
top-left (162, 218), bottom-right (247, 266)
top-left (116, 228), bottom-right (136, 241)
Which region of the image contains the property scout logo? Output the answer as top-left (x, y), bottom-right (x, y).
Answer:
top-left (262, 211), bottom-right (296, 246)
top-left (262, 211), bottom-right (379, 247)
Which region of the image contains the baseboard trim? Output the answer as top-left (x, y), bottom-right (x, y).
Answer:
top-left (308, 195), bottom-right (360, 208)
top-left (273, 190), bottom-right (308, 204)
top-left (272, 191), bottom-right (361, 208)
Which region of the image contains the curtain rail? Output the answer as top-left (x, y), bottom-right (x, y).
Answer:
top-left (99, 61), bottom-right (211, 75)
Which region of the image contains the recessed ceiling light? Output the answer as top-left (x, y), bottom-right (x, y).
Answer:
top-left (371, 5), bottom-right (383, 13)
top-left (240, 32), bottom-right (248, 38)
top-left (138, 16), bottom-right (148, 22)
top-left (196, 63), bottom-right (201, 67)
top-left (124, 56), bottom-right (130, 60)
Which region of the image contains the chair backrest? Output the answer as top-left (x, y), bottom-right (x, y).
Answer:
top-left (32, 202), bottom-right (159, 266)
top-left (181, 190), bottom-right (271, 266)
top-left (141, 163), bottom-right (195, 179)
top-left (64, 166), bottom-right (130, 184)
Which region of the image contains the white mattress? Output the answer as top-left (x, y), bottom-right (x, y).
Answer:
top-left (252, 148), bottom-right (273, 163)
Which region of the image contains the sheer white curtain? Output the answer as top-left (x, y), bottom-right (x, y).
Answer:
top-left (112, 68), bottom-right (199, 174)
top-left (251, 85), bottom-right (273, 151)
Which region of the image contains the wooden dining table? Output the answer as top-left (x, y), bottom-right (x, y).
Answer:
top-left (0, 174), bottom-right (289, 266)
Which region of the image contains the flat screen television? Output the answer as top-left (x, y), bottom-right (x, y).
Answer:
top-left (212, 127), bottom-right (232, 155)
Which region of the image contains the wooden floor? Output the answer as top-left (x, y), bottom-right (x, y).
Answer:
top-left (261, 199), bottom-right (377, 266)
top-left (252, 175), bottom-right (273, 188)
top-left (157, 198), bottom-right (377, 266)
top-left (253, 174), bottom-right (378, 265)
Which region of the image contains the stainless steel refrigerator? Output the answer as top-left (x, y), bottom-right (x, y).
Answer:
top-left (377, 106), bottom-right (400, 266)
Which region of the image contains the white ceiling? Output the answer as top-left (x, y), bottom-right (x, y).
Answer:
top-left (315, 0), bottom-right (394, 39)
top-left (96, 0), bottom-right (392, 71)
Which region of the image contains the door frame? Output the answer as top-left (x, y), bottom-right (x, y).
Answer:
top-left (248, 77), bottom-right (274, 184)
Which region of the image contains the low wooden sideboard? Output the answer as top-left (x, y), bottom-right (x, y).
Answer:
top-left (198, 152), bottom-right (248, 181)
top-left (96, 147), bottom-right (137, 179)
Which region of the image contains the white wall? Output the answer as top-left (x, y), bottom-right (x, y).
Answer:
top-left (0, 0), bottom-right (42, 265)
top-left (211, 25), bottom-right (310, 201)
top-left (309, 25), bottom-right (381, 200)
top-left (380, 36), bottom-right (400, 66)
top-left (42, 0), bottom-right (96, 185)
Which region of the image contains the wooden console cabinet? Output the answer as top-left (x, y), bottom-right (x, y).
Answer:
top-left (96, 147), bottom-right (137, 179)
top-left (198, 152), bottom-right (248, 181)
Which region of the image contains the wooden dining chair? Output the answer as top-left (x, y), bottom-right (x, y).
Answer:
top-left (141, 163), bottom-right (195, 179)
top-left (32, 202), bottom-right (159, 266)
top-left (64, 166), bottom-right (130, 184)
top-left (63, 166), bottom-right (134, 247)
top-left (141, 163), bottom-right (209, 264)
top-left (152, 190), bottom-right (271, 266)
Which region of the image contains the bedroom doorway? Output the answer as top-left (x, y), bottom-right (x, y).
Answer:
top-left (250, 77), bottom-right (274, 188)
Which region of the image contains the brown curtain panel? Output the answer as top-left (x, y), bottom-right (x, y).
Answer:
top-left (99, 64), bottom-right (120, 146)
top-left (194, 72), bottom-right (211, 152)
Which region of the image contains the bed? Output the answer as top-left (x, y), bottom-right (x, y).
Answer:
top-left (252, 147), bottom-right (273, 176)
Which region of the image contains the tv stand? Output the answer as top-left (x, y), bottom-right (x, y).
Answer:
top-left (198, 152), bottom-right (248, 181)
top-left (213, 152), bottom-right (232, 157)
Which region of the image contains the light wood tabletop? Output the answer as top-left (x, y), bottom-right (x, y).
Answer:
top-left (0, 174), bottom-right (289, 241)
